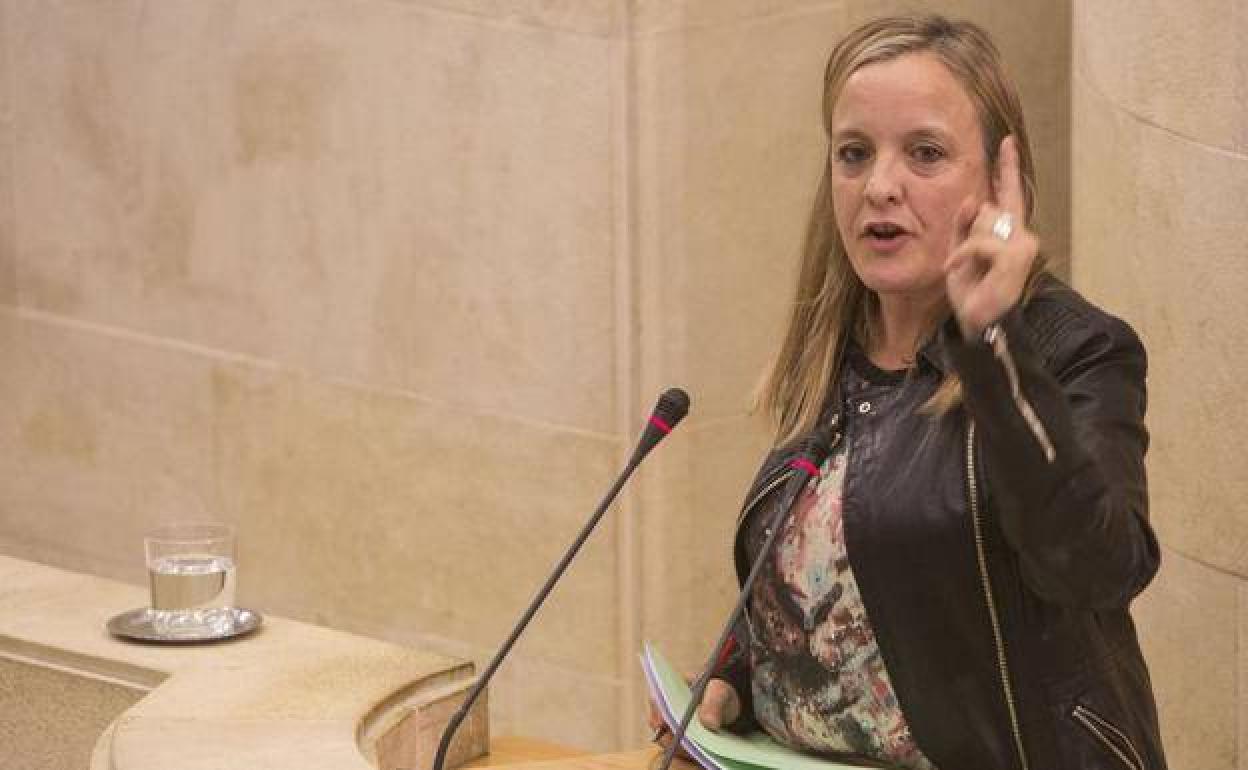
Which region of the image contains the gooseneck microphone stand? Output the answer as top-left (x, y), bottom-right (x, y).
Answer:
top-left (655, 422), bottom-right (838, 770)
top-left (432, 388), bottom-right (691, 770)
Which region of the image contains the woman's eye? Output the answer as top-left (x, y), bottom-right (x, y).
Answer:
top-left (911, 144), bottom-right (945, 163)
top-left (835, 144), bottom-right (869, 164)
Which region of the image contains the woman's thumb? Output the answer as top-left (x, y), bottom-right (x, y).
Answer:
top-left (697, 679), bottom-right (741, 731)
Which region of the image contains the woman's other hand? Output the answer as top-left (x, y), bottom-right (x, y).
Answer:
top-left (944, 135), bottom-right (1040, 338)
top-left (647, 675), bottom-right (742, 751)
top-left (698, 677), bottom-right (742, 730)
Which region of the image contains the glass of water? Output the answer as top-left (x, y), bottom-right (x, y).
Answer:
top-left (144, 523), bottom-right (237, 637)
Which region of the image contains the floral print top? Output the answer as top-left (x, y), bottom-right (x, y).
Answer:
top-left (746, 403), bottom-right (937, 769)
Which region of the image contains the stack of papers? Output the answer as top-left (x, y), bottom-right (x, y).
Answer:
top-left (641, 642), bottom-right (870, 770)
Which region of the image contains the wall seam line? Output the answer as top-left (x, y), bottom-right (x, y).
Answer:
top-left (379, 0), bottom-right (613, 40)
top-left (1159, 542), bottom-right (1248, 582)
top-left (0, 305), bottom-right (622, 443)
top-left (1072, 64), bottom-right (1248, 161)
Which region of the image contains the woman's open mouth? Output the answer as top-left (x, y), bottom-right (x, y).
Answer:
top-left (862, 222), bottom-right (911, 251)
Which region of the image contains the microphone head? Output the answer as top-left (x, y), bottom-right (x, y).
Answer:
top-left (655, 387), bottom-right (691, 429)
top-left (630, 388), bottom-right (691, 464)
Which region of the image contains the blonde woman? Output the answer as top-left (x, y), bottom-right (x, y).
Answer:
top-left (654, 14), bottom-right (1165, 770)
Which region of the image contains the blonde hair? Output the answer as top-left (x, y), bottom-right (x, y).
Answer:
top-left (755, 14), bottom-right (1044, 446)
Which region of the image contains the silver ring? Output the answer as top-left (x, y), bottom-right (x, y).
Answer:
top-left (991, 212), bottom-right (1014, 242)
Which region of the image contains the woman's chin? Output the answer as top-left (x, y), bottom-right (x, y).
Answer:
top-left (856, 271), bottom-right (945, 300)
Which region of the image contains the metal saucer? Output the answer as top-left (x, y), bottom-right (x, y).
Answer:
top-left (106, 607), bottom-right (263, 644)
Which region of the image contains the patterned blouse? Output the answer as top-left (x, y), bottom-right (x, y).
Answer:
top-left (745, 363), bottom-right (937, 770)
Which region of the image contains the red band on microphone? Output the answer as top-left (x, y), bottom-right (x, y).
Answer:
top-left (649, 415), bottom-right (673, 434)
top-left (789, 457), bottom-right (819, 477)
top-left (712, 636), bottom-right (737, 672)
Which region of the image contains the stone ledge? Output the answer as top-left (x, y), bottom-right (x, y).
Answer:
top-left (0, 554), bottom-right (486, 770)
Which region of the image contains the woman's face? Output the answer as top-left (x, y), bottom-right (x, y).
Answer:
top-left (829, 52), bottom-right (993, 305)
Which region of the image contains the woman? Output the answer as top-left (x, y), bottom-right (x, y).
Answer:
top-left (656, 14), bottom-right (1165, 770)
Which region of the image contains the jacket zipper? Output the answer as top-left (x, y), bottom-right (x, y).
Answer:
top-left (737, 469), bottom-right (791, 643)
top-left (737, 469), bottom-right (794, 527)
top-left (736, 415), bottom-right (844, 528)
top-left (966, 421), bottom-right (1029, 770)
top-left (735, 468), bottom-right (792, 644)
top-left (735, 426), bottom-right (843, 641)
top-left (1072, 704), bottom-right (1145, 770)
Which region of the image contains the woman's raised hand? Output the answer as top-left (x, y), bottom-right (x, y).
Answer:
top-left (944, 135), bottom-right (1040, 338)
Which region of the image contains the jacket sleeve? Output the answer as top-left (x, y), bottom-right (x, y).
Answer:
top-left (945, 298), bottom-right (1160, 609)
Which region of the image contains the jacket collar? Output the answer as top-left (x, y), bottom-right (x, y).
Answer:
top-left (849, 318), bottom-right (952, 377)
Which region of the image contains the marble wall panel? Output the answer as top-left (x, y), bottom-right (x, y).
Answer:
top-left (1242, 584), bottom-right (1248, 770)
top-left (969, 0), bottom-right (1072, 268)
top-left (0, 311), bottom-right (222, 581)
top-left (1072, 74), bottom-right (1248, 578)
top-left (487, 653), bottom-right (620, 750)
top-left (11, 0), bottom-right (616, 433)
top-left (400, 0), bottom-right (617, 36)
top-left (638, 415), bottom-right (771, 669)
top-left (1073, 2), bottom-right (1247, 764)
top-left (0, 0), bottom-right (14, 306)
top-left (632, 0), bottom-right (945, 36)
top-left (1132, 547), bottom-right (1239, 770)
top-left (633, 11), bottom-right (831, 422)
top-left (207, 360), bottom-right (622, 678)
top-left (1070, 74), bottom-right (1142, 307)
top-left (1075, 0), bottom-right (1248, 153)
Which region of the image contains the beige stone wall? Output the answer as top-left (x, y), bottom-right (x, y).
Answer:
top-left (0, 0), bottom-right (628, 750)
top-left (0, 0), bottom-right (1070, 752)
top-left (1072, 2), bottom-right (1248, 768)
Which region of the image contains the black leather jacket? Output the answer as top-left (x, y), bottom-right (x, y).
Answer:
top-left (719, 275), bottom-right (1165, 770)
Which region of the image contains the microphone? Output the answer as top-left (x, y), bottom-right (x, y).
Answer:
top-left (656, 423), bottom-right (838, 770)
top-left (433, 388), bottom-right (691, 770)
top-left (630, 387), bottom-right (690, 465)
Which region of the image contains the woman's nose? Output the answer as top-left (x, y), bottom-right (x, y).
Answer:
top-left (863, 157), bottom-right (903, 206)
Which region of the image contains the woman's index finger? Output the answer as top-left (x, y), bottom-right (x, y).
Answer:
top-left (993, 135), bottom-right (1025, 219)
